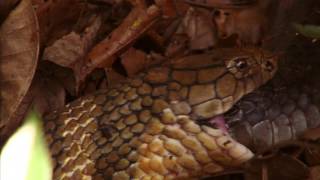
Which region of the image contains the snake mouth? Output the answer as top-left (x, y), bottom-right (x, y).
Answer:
top-left (198, 115), bottom-right (230, 135)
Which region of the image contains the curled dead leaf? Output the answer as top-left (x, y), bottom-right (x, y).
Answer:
top-left (120, 48), bottom-right (147, 76)
top-left (165, 34), bottom-right (189, 58)
top-left (212, 5), bottom-right (268, 45)
top-left (104, 68), bottom-right (126, 88)
top-left (0, 0), bottom-right (39, 146)
top-left (36, 0), bottom-right (87, 46)
top-left (177, 7), bottom-right (217, 50)
top-left (43, 15), bottom-right (102, 68)
top-left (78, 5), bottom-right (161, 83)
top-left (0, 0), bottom-right (21, 25)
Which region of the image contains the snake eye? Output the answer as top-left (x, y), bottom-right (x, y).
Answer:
top-left (264, 60), bottom-right (274, 72)
top-left (235, 58), bottom-right (248, 70)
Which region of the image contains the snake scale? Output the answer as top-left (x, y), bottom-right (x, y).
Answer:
top-left (226, 81), bottom-right (320, 153)
top-left (44, 48), bottom-right (278, 179)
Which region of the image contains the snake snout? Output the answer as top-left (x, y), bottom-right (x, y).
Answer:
top-left (260, 54), bottom-right (279, 83)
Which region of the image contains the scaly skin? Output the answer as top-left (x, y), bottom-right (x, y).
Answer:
top-left (226, 83), bottom-right (320, 153)
top-left (44, 48), bottom-right (278, 180)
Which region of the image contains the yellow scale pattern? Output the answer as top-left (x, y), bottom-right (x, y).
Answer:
top-left (44, 48), bottom-right (278, 179)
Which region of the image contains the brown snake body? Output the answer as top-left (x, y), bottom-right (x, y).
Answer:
top-left (44, 48), bottom-right (278, 179)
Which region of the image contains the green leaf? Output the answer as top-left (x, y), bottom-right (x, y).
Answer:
top-left (0, 111), bottom-right (52, 180)
top-left (293, 23), bottom-right (320, 39)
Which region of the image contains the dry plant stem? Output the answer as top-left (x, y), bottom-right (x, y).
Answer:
top-left (79, 5), bottom-right (161, 82)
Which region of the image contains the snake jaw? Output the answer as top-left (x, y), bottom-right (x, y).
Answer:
top-left (208, 115), bottom-right (230, 134)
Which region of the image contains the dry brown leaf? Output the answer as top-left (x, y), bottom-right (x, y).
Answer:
top-left (0, 0), bottom-right (21, 25)
top-left (36, 0), bottom-right (87, 46)
top-left (43, 15), bottom-right (102, 68)
top-left (0, 0), bottom-right (39, 143)
top-left (43, 32), bottom-right (84, 67)
top-left (309, 166), bottom-right (320, 180)
top-left (120, 48), bottom-right (147, 76)
top-left (155, 0), bottom-right (178, 18)
top-left (213, 5), bottom-right (268, 45)
top-left (0, 0), bottom-right (39, 148)
top-left (77, 5), bottom-right (161, 83)
top-left (211, 0), bottom-right (312, 48)
top-left (165, 34), bottom-right (189, 58)
top-left (177, 7), bottom-right (217, 50)
top-left (104, 68), bottom-right (126, 87)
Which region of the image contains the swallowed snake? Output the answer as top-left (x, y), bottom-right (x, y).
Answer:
top-left (226, 79), bottom-right (320, 153)
top-left (44, 48), bottom-right (278, 179)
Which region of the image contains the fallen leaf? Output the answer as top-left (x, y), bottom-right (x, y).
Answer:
top-left (43, 15), bottom-right (102, 68)
top-left (36, 0), bottom-right (87, 46)
top-left (120, 48), bottom-right (147, 76)
top-left (0, 0), bottom-right (39, 146)
top-left (104, 68), bottom-right (126, 87)
top-left (78, 5), bottom-right (161, 83)
top-left (309, 166), bottom-right (320, 180)
top-left (165, 34), bottom-right (189, 58)
top-left (155, 0), bottom-right (179, 18)
top-left (0, 88), bottom-right (34, 149)
top-left (43, 32), bottom-right (85, 67)
top-left (212, 5), bottom-right (268, 45)
top-left (0, 0), bottom-right (21, 25)
top-left (177, 7), bottom-right (217, 50)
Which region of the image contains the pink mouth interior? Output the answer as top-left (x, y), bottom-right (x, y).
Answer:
top-left (208, 115), bottom-right (229, 134)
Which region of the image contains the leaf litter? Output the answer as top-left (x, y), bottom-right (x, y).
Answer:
top-left (1, 0), bottom-right (320, 179)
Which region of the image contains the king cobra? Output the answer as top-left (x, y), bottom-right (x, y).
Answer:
top-left (43, 48), bottom-right (278, 180)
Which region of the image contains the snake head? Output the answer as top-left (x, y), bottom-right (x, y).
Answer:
top-left (147, 48), bottom-right (278, 119)
top-left (225, 48), bottom-right (278, 85)
top-left (178, 48), bottom-right (279, 119)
